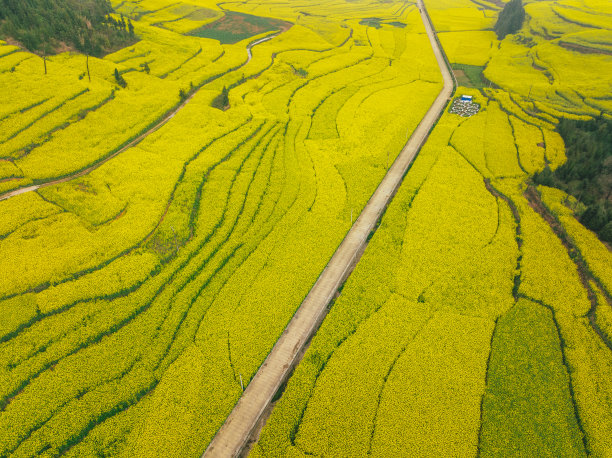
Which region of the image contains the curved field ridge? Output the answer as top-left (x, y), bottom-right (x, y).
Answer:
top-left (202, 1), bottom-right (454, 455)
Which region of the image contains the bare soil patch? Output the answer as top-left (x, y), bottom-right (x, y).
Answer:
top-left (453, 69), bottom-right (470, 86)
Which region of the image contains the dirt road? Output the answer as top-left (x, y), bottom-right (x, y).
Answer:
top-left (202, 1), bottom-right (455, 457)
top-left (0, 33), bottom-right (279, 202)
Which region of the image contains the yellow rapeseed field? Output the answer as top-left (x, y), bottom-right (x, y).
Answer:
top-left (1, 0), bottom-right (611, 455)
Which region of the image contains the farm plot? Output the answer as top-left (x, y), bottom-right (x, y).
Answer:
top-left (484, 2), bottom-right (612, 119)
top-left (189, 11), bottom-right (293, 44)
top-left (110, 0), bottom-right (223, 34)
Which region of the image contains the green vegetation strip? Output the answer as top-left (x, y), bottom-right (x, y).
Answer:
top-left (480, 299), bottom-right (586, 456)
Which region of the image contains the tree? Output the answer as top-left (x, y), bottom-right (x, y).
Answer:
top-left (211, 86), bottom-right (230, 110)
top-left (538, 116), bottom-right (612, 243)
top-left (580, 203), bottom-right (608, 232)
top-left (533, 165), bottom-right (556, 187)
top-left (599, 222), bottom-right (612, 243)
top-left (114, 68), bottom-right (127, 88)
top-left (221, 86), bottom-right (229, 107)
top-left (0, 0), bottom-right (137, 57)
top-left (494, 0), bottom-right (525, 40)
top-left (41, 43), bottom-right (52, 75)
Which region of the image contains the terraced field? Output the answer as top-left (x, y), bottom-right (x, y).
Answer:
top-left (0, 0), bottom-right (445, 456)
top-left (1, 0), bottom-right (611, 456)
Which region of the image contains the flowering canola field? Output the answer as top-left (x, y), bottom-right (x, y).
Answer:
top-left (1, 0), bottom-right (611, 456)
top-left (253, 0), bottom-right (612, 456)
top-left (0, 0), bottom-right (447, 456)
top-left (255, 108), bottom-right (612, 457)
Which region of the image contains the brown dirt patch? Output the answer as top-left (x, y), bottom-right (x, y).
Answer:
top-left (2, 35), bottom-right (137, 57)
top-left (113, 205), bottom-right (128, 221)
top-left (452, 69), bottom-right (471, 87)
top-left (4, 37), bottom-right (22, 47)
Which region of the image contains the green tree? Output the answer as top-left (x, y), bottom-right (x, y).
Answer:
top-left (599, 222), bottom-right (612, 243)
top-left (0, 0), bottom-right (137, 57)
top-left (221, 86), bottom-right (229, 107)
top-left (534, 116), bottom-right (612, 243)
top-left (211, 86), bottom-right (230, 110)
top-left (114, 68), bottom-right (127, 88)
top-left (494, 0), bottom-right (525, 40)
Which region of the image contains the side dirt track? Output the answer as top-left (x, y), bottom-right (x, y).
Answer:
top-left (202, 1), bottom-right (456, 456)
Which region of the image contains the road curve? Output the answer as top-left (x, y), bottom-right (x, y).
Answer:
top-left (202, 1), bottom-right (455, 457)
top-left (0, 32), bottom-right (280, 202)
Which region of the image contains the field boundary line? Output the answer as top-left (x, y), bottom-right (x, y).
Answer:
top-left (202, 1), bottom-right (455, 456)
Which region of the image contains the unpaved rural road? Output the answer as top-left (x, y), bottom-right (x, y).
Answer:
top-left (202, 1), bottom-right (455, 457)
top-left (0, 33), bottom-right (279, 202)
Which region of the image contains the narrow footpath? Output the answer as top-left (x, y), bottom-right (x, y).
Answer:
top-left (202, 1), bottom-right (455, 456)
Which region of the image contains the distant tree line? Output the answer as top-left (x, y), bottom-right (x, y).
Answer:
top-left (534, 116), bottom-right (612, 242)
top-left (494, 0), bottom-right (525, 40)
top-left (0, 0), bottom-right (136, 57)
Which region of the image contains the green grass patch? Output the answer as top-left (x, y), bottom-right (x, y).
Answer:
top-left (480, 299), bottom-right (586, 457)
top-left (452, 63), bottom-right (486, 88)
top-left (359, 18), bottom-right (407, 29)
top-left (359, 17), bottom-right (383, 29)
top-left (188, 11), bottom-right (291, 44)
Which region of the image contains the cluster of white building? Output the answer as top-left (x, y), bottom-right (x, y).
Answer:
top-left (449, 95), bottom-right (480, 117)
